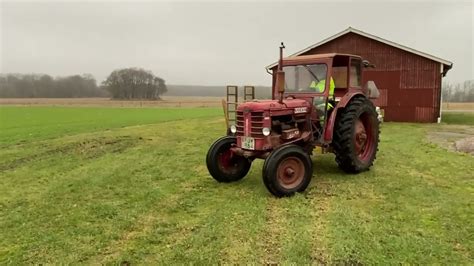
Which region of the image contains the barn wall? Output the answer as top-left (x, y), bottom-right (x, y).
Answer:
top-left (302, 32), bottom-right (442, 122)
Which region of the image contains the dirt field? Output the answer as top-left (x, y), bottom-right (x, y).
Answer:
top-left (1, 98), bottom-right (473, 111)
top-left (442, 102), bottom-right (474, 112)
top-left (426, 124), bottom-right (474, 153)
top-left (0, 97), bottom-right (223, 108)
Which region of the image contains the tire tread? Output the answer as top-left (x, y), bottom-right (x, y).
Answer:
top-left (333, 96), bottom-right (380, 173)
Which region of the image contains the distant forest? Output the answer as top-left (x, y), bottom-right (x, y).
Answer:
top-left (0, 68), bottom-right (168, 100)
top-left (0, 73), bottom-right (272, 99)
top-left (0, 74), bottom-right (107, 98)
top-left (442, 80), bottom-right (474, 102)
top-left (0, 73), bottom-right (472, 102)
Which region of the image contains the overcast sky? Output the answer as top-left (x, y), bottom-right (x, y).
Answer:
top-left (1, 0), bottom-right (473, 86)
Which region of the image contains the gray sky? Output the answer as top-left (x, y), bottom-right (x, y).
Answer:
top-left (1, 0), bottom-right (473, 86)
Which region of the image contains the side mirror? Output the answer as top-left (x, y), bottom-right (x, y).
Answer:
top-left (363, 60), bottom-right (376, 68)
top-left (276, 70), bottom-right (285, 93)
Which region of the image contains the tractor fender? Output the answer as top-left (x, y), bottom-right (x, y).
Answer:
top-left (324, 92), bottom-right (366, 142)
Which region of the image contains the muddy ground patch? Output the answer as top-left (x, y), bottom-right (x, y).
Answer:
top-left (426, 124), bottom-right (474, 155)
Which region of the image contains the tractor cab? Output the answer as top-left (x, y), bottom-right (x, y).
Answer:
top-left (275, 53), bottom-right (372, 128)
top-left (270, 49), bottom-right (378, 143)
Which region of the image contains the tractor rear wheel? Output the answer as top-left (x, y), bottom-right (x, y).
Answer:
top-left (333, 97), bottom-right (380, 173)
top-left (262, 145), bottom-right (313, 197)
top-left (206, 136), bottom-right (251, 182)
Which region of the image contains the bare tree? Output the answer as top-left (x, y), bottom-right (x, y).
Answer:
top-left (442, 80), bottom-right (474, 102)
top-left (103, 68), bottom-right (167, 100)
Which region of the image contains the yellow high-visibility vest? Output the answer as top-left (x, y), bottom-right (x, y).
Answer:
top-left (310, 77), bottom-right (335, 97)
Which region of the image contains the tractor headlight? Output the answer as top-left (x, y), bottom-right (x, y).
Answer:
top-left (230, 125), bottom-right (237, 134)
top-left (262, 127), bottom-right (271, 136)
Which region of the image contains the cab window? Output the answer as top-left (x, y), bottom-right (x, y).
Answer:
top-left (282, 64), bottom-right (327, 92)
top-left (350, 60), bottom-right (361, 87)
top-left (332, 67), bottom-right (347, 88)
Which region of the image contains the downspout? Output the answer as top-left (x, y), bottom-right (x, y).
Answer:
top-left (437, 63), bottom-right (443, 123)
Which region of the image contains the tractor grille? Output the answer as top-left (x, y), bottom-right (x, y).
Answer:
top-left (236, 111), bottom-right (264, 137)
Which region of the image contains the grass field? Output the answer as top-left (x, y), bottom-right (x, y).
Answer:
top-left (442, 112), bottom-right (474, 125)
top-left (0, 106), bottom-right (220, 145)
top-left (0, 106), bottom-right (473, 264)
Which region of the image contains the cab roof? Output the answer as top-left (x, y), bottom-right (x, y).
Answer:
top-left (280, 53), bottom-right (361, 67)
top-left (284, 53), bottom-right (361, 61)
top-left (283, 53), bottom-right (361, 60)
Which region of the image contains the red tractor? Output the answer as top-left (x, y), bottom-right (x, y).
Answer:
top-left (206, 43), bottom-right (380, 197)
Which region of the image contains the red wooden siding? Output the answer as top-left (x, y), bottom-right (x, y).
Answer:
top-left (302, 32), bottom-right (442, 122)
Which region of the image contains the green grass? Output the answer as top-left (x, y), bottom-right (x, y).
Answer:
top-left (442, 112), bottom-right (474, 125)
top-left (0, 106), bottom-right (220, 145)
top-left (0, 107), bottom-right (473, 264)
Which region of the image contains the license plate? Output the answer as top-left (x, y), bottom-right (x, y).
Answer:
top-left (241, 137), bottom-right (255, 150)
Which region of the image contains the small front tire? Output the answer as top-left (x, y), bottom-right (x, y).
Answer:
top-left (206, 136), bottom-right (251, 182)
top-left (262, 145), bottom-right (313, 197)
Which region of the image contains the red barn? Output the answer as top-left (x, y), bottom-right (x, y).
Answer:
top-left (267, 27), bottom-right (453, 123)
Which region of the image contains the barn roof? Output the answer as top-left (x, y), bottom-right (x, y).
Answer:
top-left (266, 27), bottom-right (453, 71)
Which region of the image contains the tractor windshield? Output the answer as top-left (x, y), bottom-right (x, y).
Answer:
top-left (282, 64), bottom-right (327, 92)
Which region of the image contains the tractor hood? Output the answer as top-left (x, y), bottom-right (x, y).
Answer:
top-left (237, 99), bottom-right (311, 113)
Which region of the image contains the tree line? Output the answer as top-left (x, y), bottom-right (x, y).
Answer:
top-left (442, 80), bottom-right (474, 102)
top-left (0, 74), bottom-right (107, 98)
top-left (0, 68), bottom-right (167, 99)
top-left (1, 70), bottom-right (472, 102)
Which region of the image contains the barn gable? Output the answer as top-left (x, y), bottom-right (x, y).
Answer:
top-left (266, 27), bottom-right (453, 122)
top-left (266, 27), bottom-right (452, 73)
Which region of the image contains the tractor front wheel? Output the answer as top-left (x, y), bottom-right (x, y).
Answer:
top-left (262, 145), bottom-right (313, 197)
top-left (333, 97), bottom-right (380, 173)
top-left (206, 136), bottom-right (251, 182)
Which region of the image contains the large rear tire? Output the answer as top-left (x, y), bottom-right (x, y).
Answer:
top-left (206, 136), bottom-right (251, 182)
top-left (262, 145), bottom-right (313, 197)
top-left (333, 97), bottom-right (380, 173)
